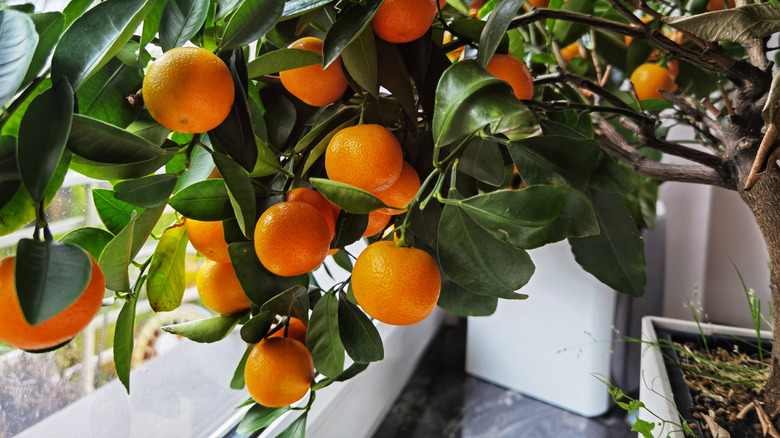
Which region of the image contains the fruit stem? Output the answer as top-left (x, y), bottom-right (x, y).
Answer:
top-left (436, 131), bottom-right (476, 168)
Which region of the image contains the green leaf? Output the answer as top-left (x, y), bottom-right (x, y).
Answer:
top-left (508, 136), bottom-right (632, 193)
top-left (0, 10), bottom-right (37, 108)
top-left (220, 0), bottom-right (285, 51)
top-left (458, 187), bottom-right (599, 249)
top-left (173, 145), bottom-right (215, 193)
top-left (376, 39), bottom-right (416, 118)
top-left (237, 404), bottom-right (291, 435)
top-left (331, 211), bottom-right (369, 249)
top-left (23, 12), bottom-right (66, 88)
top-left (169, 179), bottom-right (234, 220)
top-left (433, 60), bottom-right (527, 147)
top-left (62, 0), bottom-right (94, 28)
top-left (310, 178), bottom-right (388, 214)
top-left (437, 274), bottom-right (498, 317)
top-left (160, 0), bottom-right (210, 51)
top-left (14, 240), bottom-right (93, 326)
top-left (17, 78), bottom-right (73, 204)
top-left (338, 297), bottom-right (383, 363)
top-left (477, 0), bottom-right (524, 68)
top-left (264, 95), bottom-right (296, 149)
top-left (282, 0), bottom-right (334, 19)
top-left (551, 0), bottom-right (593, 46)
top-left (240, 312), bottom-right (275, 343)
top-left (331, 250), bottom-right (352, 272)
top-left (246, 48), bottom-right (322, 78)
top-left (261, 285), bottom-right (310, 325)
top-left (76, 57), bottom-right (143, 128)
top-left (278, 413), bottom-right (307, 438)
top-left (114, 294), bottom-right (138, 392)
top-left (217, 0), bottom-right (243, 20)
top-left (626, 39), bottom-right (654, 75)
top-left (569, 190), bottom-right (646, 297)
top-left (311, 361), bottom-right (369, 390)
top-left (438, 201), bottom-right (533, 299)
top-left (230, 344), bottom-right (252, 389)
top-left (341, 27), bottom-right (378, 97)
top-left (147, 221), bottom-right (189, 312)
top-left (141, 0), bottom-right (166, 54)
top-left (301, 116), bottom-right (357, 176)
top-left (459, 137), bottom-right (505, 186)
top-left (306, 293), bottom-right (344, 378)
top-left (51, 0), bottom-right (157, 90)
top-left (93, 188), bottom-right (142, 235)
top-left (295, 109), bottom-right (355, 154)
top-left (321, 0), bottom-right (382, 68)
top-left (213, 153), bottom-right (256, 238)
top-left (663, 3), bottom-right (780, 43)
top-left (229, 241), bottom-right (310, 307)
top-left (60, 227), bottom-right (114, 261)
top-left (114, 174), bottom-right (178, 208)
top-left (162, 311), bottom-right (246, 342)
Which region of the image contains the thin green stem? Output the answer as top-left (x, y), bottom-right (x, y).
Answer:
top-left (396, 168), bottom-right (441, 246)
top-left (437, 132), bottom-right (476, 168)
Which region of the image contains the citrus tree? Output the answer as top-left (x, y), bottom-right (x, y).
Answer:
top-left (0, 0), bottom-right (779, 434)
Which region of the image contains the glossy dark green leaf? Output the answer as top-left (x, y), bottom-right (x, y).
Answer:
top-left (626, 40), bottom-right (654, 75)
top-left (301, 116), bottom-right (357, 176)
top-left (62, 0), bottom-right (94, 28)
top-left (476, 0), bottom-right (524, 68)
top-left (126, 116), bottom-right (171, 145)
top-left (433, 60), bottom-right (527, 147)
top-left (264, 95), bottom-right (296, 149)
top-left (93, 188), bottom-right (142, 235)
top-left (246, 48), bottom-right (322, 78)
top-left (60, 227), bottom-right (114, 261)
top-left (551, 0), bottom-right (593, 46)
top-left (160, 0), bottom-right (209, 51)
top-left (341, 27), bottom-right (378, 96)
top-left (569, 190), bottom-right (646, 297)
top-left (0, 10), bottom-right (37, 108)
top-left (240, 312), bottom-right (275, 343)
top-left (321, 0), bottom-right (382, 68)
top-left (23, 12), bottom-right (65, 88)
top-left (307, 293), bottom-right (344, 378)
top-left (310, 178), bottom-right (388, 214)
top-left (458, 187), bottom-right (599, 249)
top-left (448, 20), bottom-right (509, 55)
top-left (338, 297), bottom-right (383, 363)
top-left (216, 0), bottom-right (242, 20)
top-left (114, 174), bottom-right (178, 208)
top-left (459, 137), bottom-right (505, 186)
top-left (141, 0), bottom-right (166, 53)
top-left (508, 136), bottom-right (632, 193)
top-left (230, 343), bottom-right (252, 389)
top-left (173, 145), bottom-right (215, 193)
top-left (162, 311), bottom-right (247, 342)
top-left (76, 57), bottom-right (143, 128)
top-left (213, 153), bottom-right (256, 238)
top-left (169, 179), bottom-right (234, 220)
top-left (437, 274), bottom-right (498, 317)
top-left (0, 180), bottom-right (21, 211)
top-left (237, 404), bottom-right (291, 435)
top-left (408, 199), bottom-right (441, 248)
top-left (17, 78), bottom-right (73, 204)
top-left (114, 294), bottom-right (138, 393)
top-left (147, 221), bottom-right (189, 312)
top-left (438, 201), bottom-right (533, 299)
top-left (278, 413), bottom-right (307, 438)
top-left (282, 0), bottom-right (333, 19)
top-left (14, 239), bottom-right (93, 325)
top-left (52, 0), bottom-right (156, 90)
top-left (220, 0), bottom-right (285, 51)
top-left (311, 361), bottom-right (369, 390)
top-left (0, 136), bottom-right (18, 181)
top-left (331, 211), bottom-right (369, 249)
top-left (331, 250), bottom-right (352, 272)
top-left (375, 39), bottom-right (416, 118)
top-left (294, 107), bottom-right (355, 154)
top-left (261, 285), bottom-right (310, 325)
top-left (229, 241), bottom-right (310, 307)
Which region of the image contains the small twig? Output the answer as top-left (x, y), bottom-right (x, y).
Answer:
top-left (599, 65), bottom-right (612, 87)
top-left (744, 111), bottom-right (780, 191)
top-left (628, 81), bottom-right (645, 113)
top-left (753, 401), bottom-right (780, 438)
top-left (701, 98), bottom-right (720, 119)
top-left (717, 82), bottom-right (736, 116)
top-left (589, 28), bottom-right (604, 90)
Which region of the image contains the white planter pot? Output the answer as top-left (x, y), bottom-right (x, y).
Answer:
top-left (638, 316), bottom-right (773, 437)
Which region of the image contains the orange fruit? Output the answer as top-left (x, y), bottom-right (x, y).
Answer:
top-left (666, 59), bottom-right (680, 79)
top-left (245, 337), bottom-right (315, 407)
top-left (280, 37), bottom-right (349, 107)
top-left (269, 317), bottom-right (307, 345)
top-left (374, 161), bottom-right (421, 215)
top-left (196, 260), bottom-right (251, 315)
top-left (142, 47), bottom-right (234, 133)
top-left (254, 202), bottom-right (331, 277)
top-left (527, 0), bottom-right (550, 6)
top-left (186, 219), bottom-right (231, 263)
top-left (706, 0), bottom-right (735, 10)
top-left (363, 210), bottom-right (392, 237)
top-left (630, 63), bottom-right (677, 100)
top-left (559, 42), bottom-right (581, 64)
top-left (352, 241), bottom-right (441, 325)
top-left (285, 188), bottom-right (337, 239)
top-left (372, 0), bottom-right (437, 43)
top-left (486, 54), bottom-right (534, 100)
top-left (325, 124), bottom-right (404, 193)
top-left (625, 16), bottom-right (653, 47)
top-left (0, 255), bottom-right (105, 351)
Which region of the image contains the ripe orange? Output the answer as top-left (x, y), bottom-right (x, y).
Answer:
top-left (527, 0), bottom-right (550, 6)
top-left (254, 202), bottom-right (331, 277)
top-left (625, 16), bottom-right (653, 47)
top-left (285, 188), bottom-right (337, 239)
top-left (630, 63), bottom-right (677, 100)
top-left (0, 255), bottom-right (105, 351)
top-left (186, 219), bottom-right (231, 263)
top-left (486, 54), bottom-right (534, 100)
top-left (196, 260), bottom-right (251, 315)
top-left (245, 337), bottom-right (315, 407)
top-left (374, 161), bottom-right (420, 215)
top-left (363, 210), bottom-right (392, 237)
top-left (280, 37), bottom-right (349, 107)
top-left (372, 0), bottom-right (437, 43)
top-left (707, 0), bottom-right (735, 10)
top-left (269, 317), bottom-right (307, 345)
top-left (560, 42), bottom-right (581, 63)
top-left (325, 124), bottom-right (403, 192)
top-left (352, 241), bottom-right (441, 325)
top-left (142, 47), bottom-right (234, 133)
